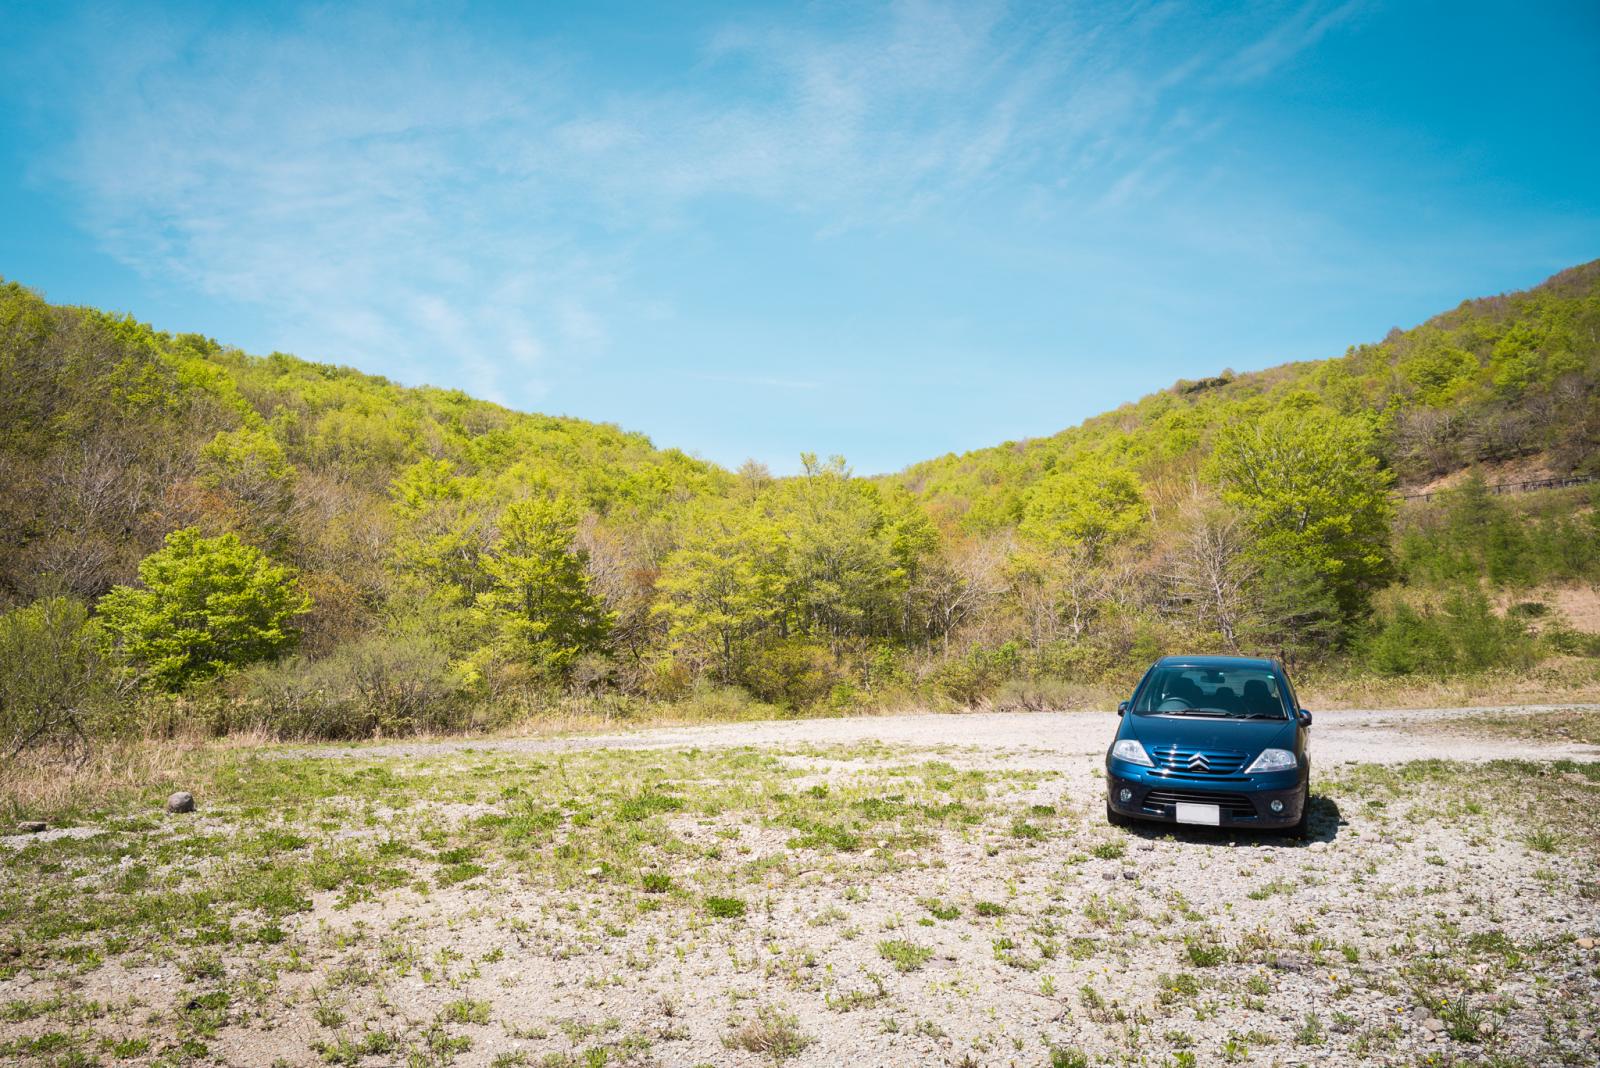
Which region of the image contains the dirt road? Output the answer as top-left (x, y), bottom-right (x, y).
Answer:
top-left (308, 703), bottom-right (1600, 764)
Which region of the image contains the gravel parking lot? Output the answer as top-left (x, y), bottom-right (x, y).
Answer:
top-left (3, 708), bottom-right (1598, 1067)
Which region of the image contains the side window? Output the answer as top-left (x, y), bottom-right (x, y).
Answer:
top-left (1280, 672), bottom-right (1298, 714)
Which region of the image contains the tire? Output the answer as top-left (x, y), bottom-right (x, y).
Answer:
top-left (1106, 798), bottom-right (1132, 828)
top-left (1285, 784), bottom-right (1310, 839)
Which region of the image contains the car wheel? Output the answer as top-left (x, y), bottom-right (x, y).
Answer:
top-left (1286, 784), bottom-right (1310, 839)
top-left (1105, 798), bottom-right (1132, 828)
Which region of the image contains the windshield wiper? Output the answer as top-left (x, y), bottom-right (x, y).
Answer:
top-left (1166, 707), bottom-right (1232, 717)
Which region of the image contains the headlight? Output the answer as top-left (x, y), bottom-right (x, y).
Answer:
top-left (1110, 739), bottom-right (1153, 766)
top-left (1245, 748), bottom-right (1297, 773)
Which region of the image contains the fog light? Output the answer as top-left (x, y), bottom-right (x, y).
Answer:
top-left (1270, 799), bottom-right (1284, 813)
top-left (1118, 788), bottom-right (1133, 803)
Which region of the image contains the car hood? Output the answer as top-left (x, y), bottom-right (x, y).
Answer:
top-left (1125, 713), bottom-right (1293, 753)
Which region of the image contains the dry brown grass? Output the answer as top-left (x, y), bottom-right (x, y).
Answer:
top-left (1301, 659), bottom-right (1600, 710)
top-left (0, 736), bottom-right (214, 824)
top-left (1429, 707), bottom-right (1600, 747)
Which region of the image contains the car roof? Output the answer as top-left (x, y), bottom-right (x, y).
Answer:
top-left (1155, 654), bottom-right (1280, 671)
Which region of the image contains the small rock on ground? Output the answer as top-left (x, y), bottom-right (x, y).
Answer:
top-left (16, 821), bottom-right (46, 833)
top-left (165, 791), bottom-right (195, 814)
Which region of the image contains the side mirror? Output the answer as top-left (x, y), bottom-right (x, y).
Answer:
top-left (1298, 708), bottom-right (1313, 726)
top-left (1117, 701), bottom-right (1129, 717)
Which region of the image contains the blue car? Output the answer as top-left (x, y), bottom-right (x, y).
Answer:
top-left (1105, 655), bottom-right (1312, 835)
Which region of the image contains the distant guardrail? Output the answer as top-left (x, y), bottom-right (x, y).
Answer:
top-left (1399, 474), bottom-right (1598, 503)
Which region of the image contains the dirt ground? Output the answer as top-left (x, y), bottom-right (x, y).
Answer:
top-left (298, 704), bottom-right (1600, 766)
top-left (3, 707), bottom-right (1598, 1068)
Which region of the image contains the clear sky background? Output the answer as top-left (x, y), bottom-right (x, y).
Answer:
top-left (2, 1), bottom-right (1598, 474)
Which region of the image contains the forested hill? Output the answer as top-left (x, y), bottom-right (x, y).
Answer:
top-left (0, 279), bottom-right (729, 609)
top-left (2, 263), bottom-right (1598, 743)
top-left (891, 259), bottom-right (1600, 532)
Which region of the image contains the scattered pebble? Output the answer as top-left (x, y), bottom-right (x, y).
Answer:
top-left (16, 821), bottom-right (46, 834)
top-left (165, 791), bottom-right (195, 814)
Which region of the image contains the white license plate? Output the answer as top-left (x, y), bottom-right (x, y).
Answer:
top-left (1175, 802), bottom-right (1221, 826)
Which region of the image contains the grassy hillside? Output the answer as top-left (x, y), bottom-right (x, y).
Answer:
top-left (891, 259), bottom-right (1600, 531)
top-left (0, 280), bottom-right (727, 607)
top-left (2, 263), bottom-right (1598, 753)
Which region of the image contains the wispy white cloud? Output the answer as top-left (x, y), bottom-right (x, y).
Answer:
top-left (1226, 0), bottom-right (1369, 83)
top-left (27, 0), bottom-right (1364, 411)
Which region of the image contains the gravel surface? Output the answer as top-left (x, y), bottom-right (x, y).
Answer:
top-left (5, 707), bottom-right (1597, 1067)
top-left (296, 704), bottom-right (1600, 765)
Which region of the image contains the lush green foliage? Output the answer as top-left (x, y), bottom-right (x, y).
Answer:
top-left (97, 528), bottom-right (311, 690)
top-left (0, 597), bottom-right (122, 759)
top-left (1398, 477), bottom-right (1600, 588)
top-left (1208, 402), bottom-right (1395, 635)
top-left (1, 261), bottom-right (1598, 738)
top-left (1358, 590), bottom-right (1539, 676)
top-left (474, 497), bottom-right (612, 681)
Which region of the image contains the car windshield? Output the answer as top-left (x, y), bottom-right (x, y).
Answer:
top-left (1132, 665), bottom-right (1289, 719)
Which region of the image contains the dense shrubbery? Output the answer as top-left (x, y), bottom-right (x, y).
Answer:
top-left (235, 634), bottom-right (465, 738)
top-left (0, 597), bottom-right (129, 762)
top-left (1357, 590), bottom-right (1539, 677)
top-left (1, 261), bottom-right (1599, 747)
top-left (1398, 478), bottom-right (1600, 588)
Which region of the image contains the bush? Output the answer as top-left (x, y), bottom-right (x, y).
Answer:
top-left (930, 642), bottom-right (1020, 705)
top-left (739, 639), bottom-right (839, 710)
top-left (0, 597), bottom-right (128, 764)
top-left (1357, 590), bottom-right (1537, 676)
top-left (237, 633), bottom-right (464, 739)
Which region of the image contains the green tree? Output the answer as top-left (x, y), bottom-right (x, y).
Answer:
top-left (1397, 336), bottom-right (1478, 405)
top-left (197, 425), bottom-right (297, 548)
top-left (1017, 459), bottom-right (1146, 559)
top-left (1207, 404), bottom-right (1394, 642)
top-left (97, 528), bottom-right (312, 690)
top-left (760, 454), bottom-right (927, 645)
top-left (474, 497), bottom-right (612, 679)
top-left (654, 504), bottom-right (787, 681)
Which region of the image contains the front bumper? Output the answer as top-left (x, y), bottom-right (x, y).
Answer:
top-left (1106, 762), bottom-right (1306, 829)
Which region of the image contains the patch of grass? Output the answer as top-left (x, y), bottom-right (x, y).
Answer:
top-left (439, 999), bottom-right (491, 1025)
top-left (722, 1005), bottom-right (811, 1061)
top-left (1157, 972), bottom-right (1202, 1004)
top-left (973, 901), bottom-right (1007, 917)
top-left (704, 895), bottom-right (747, 920)
top-left (1524, 828), bottom-right (1562, 853)
top-left (1010, 819), bottom-right (1047, 841)
top-left (825, 975), bottom-right (888, 1012)
top-left (1089, 840), bottom-right (1125, 860)
top-left (1049, 1047), bottom-right (1089, 1068)
top-left (314, 1028), bottom-right (400, 1065)
top-left (919, 897), bottom-right (960, 920)
top-left (785, 820), bottom-right (863, 852)
top-left (877, 939), bottom-right (933, 973)
top-left (1184, 937), bottom-right (1227, 968)
top-left (616, 791), bottom-right (683, 821)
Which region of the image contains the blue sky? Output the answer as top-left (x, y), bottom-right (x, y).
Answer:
top-left (2, 1), bottom-right (1598, 474)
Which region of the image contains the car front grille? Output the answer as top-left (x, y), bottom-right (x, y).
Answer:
top-left (1142, 789), bottom-right (1257, 820)
top-left (1148, 745), bottom-right (1248, 776)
